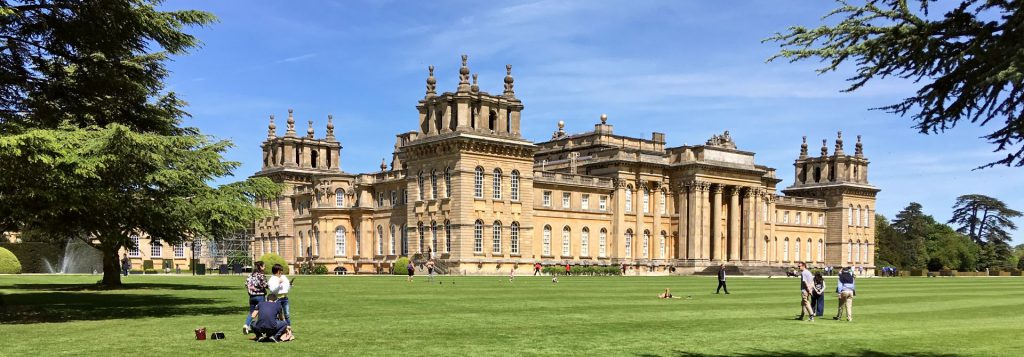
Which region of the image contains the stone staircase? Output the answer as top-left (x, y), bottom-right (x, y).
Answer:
top-left (694, 265), bottom-right (790, 277)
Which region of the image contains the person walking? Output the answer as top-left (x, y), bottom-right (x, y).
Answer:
top-left (533, 262), bottom-right (542, 276)
top-left (564, 262), bottom-right (571, 276)
top-left (811, 272), bottom-right (825, 317)
top-left (834, 266), bottom-right (856, 321)
top-left (715, 264), bottom-right (729, 294)
top-left (406, 260), bottom-right (415, 282)
top-left (795, 262), bottom-right (815, 321)
top-left (243, 261), bottom-right (268, 335)
top-left (120, 254), bottom-right (131, 277)
top-left (426, 260), bottom-right (436, 282)
top-left (267, 264), bottom-right (292, 327)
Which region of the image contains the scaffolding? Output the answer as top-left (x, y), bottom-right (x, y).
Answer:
top-left (191, 232), bottom-right (253, 272)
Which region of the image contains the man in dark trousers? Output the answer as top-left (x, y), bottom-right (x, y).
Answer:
top-left (251, 293), bottom-right (288, 342)
top-left (716, 264), bottom-right (730, 294)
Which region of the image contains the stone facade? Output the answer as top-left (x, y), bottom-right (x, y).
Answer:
top-left (251, 56), bottom-right (879, 275)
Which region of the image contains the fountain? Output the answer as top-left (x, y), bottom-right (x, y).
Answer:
top-left (42, 238), bottom-right (104, 274)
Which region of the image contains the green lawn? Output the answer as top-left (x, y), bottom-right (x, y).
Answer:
top-left (0, 274), bottom-right (1021, 356)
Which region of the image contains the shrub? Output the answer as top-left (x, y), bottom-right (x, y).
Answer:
top-left (0, 242), bottom-right (59, 273)
top-left (143, 268), bottom-right (158, 274)
top-left (257, 253), bottom-right (289, 274)
top-left (313, 264), bottom-right (328, 275)
top-left (142, 260), bottom-right (154, 270)
top-left (393, 257), bottom-right (410, 275)
top-left (0, 246), bottom-right (22, 273)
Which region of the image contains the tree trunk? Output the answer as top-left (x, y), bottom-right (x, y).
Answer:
top-left (101, 244), bottom-right (122, 288)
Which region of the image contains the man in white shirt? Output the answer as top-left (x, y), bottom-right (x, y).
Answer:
top-left (796, 262), bottom-right (815, 321)
top-left (267, 264), bottom-right (292, 326)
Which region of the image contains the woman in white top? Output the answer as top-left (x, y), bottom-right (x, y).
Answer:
top-left (267, 264), bottom-right (292, 326)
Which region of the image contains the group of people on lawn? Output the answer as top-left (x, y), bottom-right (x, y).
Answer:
top-left (711, 262), bottom-right (856, 321)
top-left (243, 261), bottom-right (293, 342)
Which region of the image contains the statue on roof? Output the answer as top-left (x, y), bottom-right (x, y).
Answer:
top-left (705, 130), bottom-right (737, 149)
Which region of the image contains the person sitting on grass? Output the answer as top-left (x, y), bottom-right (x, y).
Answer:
top-left (251, 293), bottom-right (288, 342)
top-left (658, 288), bottom-right (681, 299)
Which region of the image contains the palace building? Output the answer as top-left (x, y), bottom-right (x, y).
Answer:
top-left (251, 56), bottom-right (879, 275)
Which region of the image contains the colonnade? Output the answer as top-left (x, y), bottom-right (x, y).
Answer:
top-left (675, 180), bottom-right (769, 263)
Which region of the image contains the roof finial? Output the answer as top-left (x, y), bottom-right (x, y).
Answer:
top-left (503, 64), bottom-right (516, 98)
top-left (470, 73), bottom-right (479, 93)
top-left (600, 113), bottom-right (608, 124)
top-left (326, 114), bottom-right (335, 140)
top-left (307, 120), bottom-right (315, 138)
top-left (285, 108), bottom-right (296, 137)
top-left (820, 139), bottom-right (828, 157)
top-left (380, 158), bottom-right (387, 172)
top-left (425, 65), bottom-right (436, 97)
top-left (799, 136), bottom-right (808, 159)
top-left (457, 54), bottom-right (470, 92)
top-left (267, 115), bottom-right (277, 139)
top-left (834, 130), bottom-right (844, 156)
top-left (855, 134), bottom-right (864, 157)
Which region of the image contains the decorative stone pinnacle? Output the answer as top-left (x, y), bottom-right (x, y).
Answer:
top-left (834, 130), bottom-right (845, 155)
top-left (821, 139), bottom-right (828, 157)
top-left (457, 55), bottom-right (470, 92)
top-left (285, 109), bottom-right (296, 136)
top-left (380, 158), bottom-right (387, 172)
top-left (855, 134), bottom-right (864, 157)
top-left (267, 114), bottom-right (277, 139)
top-left (503, 64), bottom-right (515, 97)
top-left (326, 114), bottom-right (335, 139)
top-left (799, 135), bottom-right (808, 158)
top-left (425, 65), bottom-right (437, 97)
top-left (470, 73), bottom-right (479, 93)
top-left (307, 120), bottom-right (315, 138)
top-left (600, 113), bottom-right (608, 124)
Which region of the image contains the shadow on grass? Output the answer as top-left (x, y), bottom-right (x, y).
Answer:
top-left (639, 351), bottom-right (959, 357)
top-left (0, 282), bottom-right (233, 291)
top-left (0, 291), bottom-right (242, 324)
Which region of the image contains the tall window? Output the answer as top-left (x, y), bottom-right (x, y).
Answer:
top-left (642, 188), bottom-right (650, 214)
top-left (314, 230), bottom-right (320, 256)
top-left (445, 220), bottom-right (452, 253)
top-left (418, 222), bottom-right (425, 253)
top-left (431, 221), bottom-right (438, 253)
top-left (377, 225), bottom-right (384, 255)
top-left (543, 191), bottom-right (551, 207)
top-left (418, 172), bottom-right (425, 200)
top-left (431, 169), bottom-right (438, 199)
top-left (444, 167), bottom-right (452, 198)
top-left (659, 231), bottom-right (667, 259)
top-left (473, 220), bottom-right (484, 253)
top-left (492, 168), bottom-right (503, 199)
top-left (783, 238), bottom-right (790, 262)
top-left (390, 191), bottom-right (397, 207)
top-left (378, 192), bottom-right (384, 207)
top-left (625, 186), bottom-right (633, 212)
top-left (510, 170), bottom-right (520, 201)
top-left (474, 167), bottom-right (484, 198)
top-left (580, 227), bottom-right (590, 257)
top-left (854, 240), bottom-right (860, 263)
top-left (402, 189), bottom-right (408, 204)
top-left (624, 229), bottom-right (633, 257)
top-left (151, 237), bottom-right (162, 258)
top-left (335, 188), bottom-right (345, 207)
top-left (390, 225), bottom-right (397, 255)
top-left (492, 221), bottom-right (502, 254)
top-left (847, 240), bottom-right (853, 262)
top-left (599, 229), bottom-right (607, 257)
top-left (297, 231), bottom-right (304, 257)
top-left (175, 242), bottom-right (185, 258)
top-left (817, 239), bottom-right (823, 262)
top-left (129, 234), bottom-right (140, 257)
top-left (335, 227), bottom-right (346, 256)
top-left (848, 205), bottom-right (854, 225)
top-left (861, 242), bottom-right (868, 262)
top-left (599, 196), bottom-right (608, 211)
top-left (806, 213), bottom-right (812, 225)
top-left (401, 224), bottom-right (408, 255)
top-left (510, 222), bottom-right (520, 255)
top-left (562, 226), bottom-right (571, 256)
top-left (795, 238), bottom-right (801, 262)
top-left (818, 214), bottom-right (824, 226)
top-left (352, 228), bottom-right (359, 256)
top-left (659, 191), bottom-right (667, 215)
top-left (581, 194), bottom-right (590, 210)
top-left (642, 230), bottom-right (650, 258)
top-left (784, 211), bottom-right (790, 224)
top-left (806, 239), bottom-right (812, 261)
top-left (543, 225), bottom-right (552, 256)
top-left (562, 192), bottom-right (571, 208)
top-left (796, 213), bottom-right (803, 225)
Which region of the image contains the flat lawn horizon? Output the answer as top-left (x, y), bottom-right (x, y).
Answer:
top-left (1, 275), bottom-right (1021, 356)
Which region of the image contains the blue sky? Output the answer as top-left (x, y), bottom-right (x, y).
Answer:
top-left (163, 0), bottom-right (1023, 233)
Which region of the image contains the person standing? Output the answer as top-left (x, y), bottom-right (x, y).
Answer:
top-left (509, 267), bottom-right (515, 282)
top-left (426, 260), bottom-right (435, 282)
top-left (251, 293), bottom-right (288, 342)
top-left (715, 264), bottom-right (730, 294)
top-left (533, 262), bottom-right (542, 276)
top-left (811, 272), bottom-right (825, 317)
top-left (406, 260), bottom-right (415, 282)
top-left (834, 266), bottom-right (856, 321)
top-left (796, 262), bottom-right (815, 321)
top-left (267, 264), bottom-right (291, 326)
top-left (243, 261), bottom-right (268, 334)
top-left (564, 262), bottom-right (571, 276)
top-left (120, 254), bottom-right (131, 277)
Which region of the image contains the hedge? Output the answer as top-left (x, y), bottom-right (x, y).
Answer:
top-left (542, 265), bottom-right (621, 276)
top-left (0, 242), bottom-right (59, 273)
top-left (0, 246), bottom-right (22, 273)
top-left (393, 257), bottom-right (410, 275)
top-left (257, 253), bottom-right (289, 274)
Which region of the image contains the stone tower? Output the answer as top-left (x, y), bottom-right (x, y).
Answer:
top-left (396, 56), bottom-right (537, 269)
top-left (782, 132), bottom-right (879, 267)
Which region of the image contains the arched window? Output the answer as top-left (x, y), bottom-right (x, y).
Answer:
top-left (418, 171), bottom-right (425, 201)
top-left (855, 205), bottom-right (861, 227)
top-left (625, 185), bottom-right (633, 213)
top-left (402, 189), bottom-right (408, 204)
top-left (543, 225), bottom-right (552, 256)
top-left (474, 167), bottom-right (484, 198)
top-left (854, 240), bottom-right (861, 263)
top-left (562, 226), bottom-right (571, 256)
top-left (763, 237), bottom-right (769, 261)
top-left (642, 188), bottom-right (650, 214)
top-left (473, 220), bottom-right (484, 253)
top-left (401, 224), bottom-right (408, 256)
top-left (431, 169), bottom-right (438, 199)
top-left (847, 240), bottom-right (853, 262)
top-left (377, 225), bottom-right (384, 255)
top-left (642, 230), bottom-right (650, 258)
top-left (865, 206), bottom-right (872, 228)
top-left (862, 241), bottom-right (868, 262)
top-left (417, 222), bottom-right (425, 253)
top-left (783, 237), bottom-right (790, 262)
top-left (795, 238), bottom-right (801, 262)
top-left (297, 231), bottom-right (304, 257)
top-left (599, 229), bottom-right (607, 257)
top-left (848, 205), bottom-right (854, 225)
top-left (390, 225), bottom-right (397, 255)
top-left (444, 167), bottom-right (452, 198)
top-left (492, 221), bottom-right (502, 254)
top-left (580, 227), bottom-right (590, 257)
top-left (510, 170), bottom-right (520, 201)
top-left (335, 227), bottom-right (346, 256)
top-left (625, 229), bottom-right (633, 258)
top-left (806, 239), bottom-right (812, 262)
top-left (431, 221), bottom-right (438, 253)
top-left (510, 222), bottom-right (520, 255)
top-left (659, 190), bottom-right (667, 215)
top-left (817, 239), bottom-right (823, 262)
top-left (444, 220), bottom-right (451, 253)
top-left (493, 168), bottom-right (503, 200)
top-left (660, 231), bottom-right (667, 259)
top-left (335, 188), bottom-right (345, 207)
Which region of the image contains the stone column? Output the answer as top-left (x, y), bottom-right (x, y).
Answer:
top-left (676, 183), bottom-right (688, 260)
top-left (728, 186), bottom-right (740, 261)
top-left (613, 179), bottom-right (627, 259)
top-left (684, 182), bottom-right (697, 260)
top-left (710, 184), bottom-right (722, 261)
top-left (740, 188), bottom-right (754, 261)
top-left (752, 189), bottom-right (764, 261)
top-left (652, 182), bottom-right (662, 259)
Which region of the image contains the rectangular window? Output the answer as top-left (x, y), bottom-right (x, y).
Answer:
top-left (625, 188), bottom-right (633, 213)
top-left (174, 242), bottom-right (185, 258)
top-left (151, 238), bottom-right (162, 258)
top-left (642, 190), bottom-right (650, 214)
top-left (581, 230), bottom-right (589, 257)
top-left (543, 191), bottom-right (551, 207)
top-left (474, 169), bottom-right (484, 198)
top-left (510, 224), bottom-right (520, 255)
top-left (599, 196), bottom-right (608, 211)
top-left (543, 228), bottom-right (551, 256)
top-left (474, 223), bottom-right (483, 254)
top-left (659, 191), bottom-right (667, 215)
top-left (562, 229), bottom-right (571, 256)
top-left (581, 194), bottom-right (590, 210)
top-left (129, 235), bottom-right (140, 257)
top-left (806, 213), bottom-right (812, 225)
top-left (562, 192), bottom-right (571, 208)
top-left (378, 192), bottom-right (384, 207)
top-left (599, 230), bottom-right (607, 257)
top-left (492, 224), bottom-right (502, 254)
top-left (784, 211), bottom-right (790, 224)
top-left (493, 171), bottom-right (502, 200)
top-left (391, 191), bottom-right (397, 206)
top-left (510, 171), bottom-right (519, 201)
